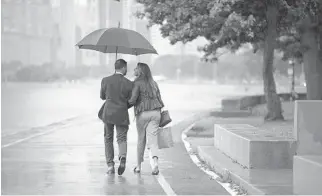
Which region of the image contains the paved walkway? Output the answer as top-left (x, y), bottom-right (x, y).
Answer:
top-left (2, 111), bottom-right (229, 195)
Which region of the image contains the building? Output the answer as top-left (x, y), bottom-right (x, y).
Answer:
top-left (52, 0), bottom-right (100, 67)
top-left (1, 0), bottom-right (101, 67)
top-left (107, 0), bottom-right (124, 65)
top-left (122, 0), bottom-right (132, 29)
top-left (1, 0), bottom-right (54, 66)
top-left (130, 2), bottom-right (152, 65)
top-left (134, 19), bottom-right (152, 65)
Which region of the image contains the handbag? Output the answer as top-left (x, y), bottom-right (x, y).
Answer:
top-left (156, 84), bottom-right (171, 127)
top-left (98, 102), bottom-right (105, 120)
top-left (157, 127), bottom-right (174, 149)
top-left (159, 110), bottom-right (172, 127)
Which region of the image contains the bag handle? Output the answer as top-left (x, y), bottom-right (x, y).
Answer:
top-left (156, 84), bottom-right (166, 112)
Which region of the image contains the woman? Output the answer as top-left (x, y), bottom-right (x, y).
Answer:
top-left (128, 62), bottom-right (164, 175)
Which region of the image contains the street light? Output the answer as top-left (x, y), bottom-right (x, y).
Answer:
top-left (288, 60), bottom-right (296, 101)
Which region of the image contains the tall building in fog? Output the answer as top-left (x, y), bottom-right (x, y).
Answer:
top-left (2, 0), bottom-right (206, 68)
top-left (52, 0), bottom-right (100, 67)
top-left (1, 0), bottom-right (54, 66)
top-left (107, 0), bottom-right (123, 28)
top-left (130, 2), bottom-right (152, 65)
top-left (1, 0), bottom-right (101, 67)
top-left (122, 0), bottom-right (132, 29)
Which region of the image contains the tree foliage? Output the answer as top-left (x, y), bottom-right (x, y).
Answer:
top-left (137, 0), bottom-right (290, 120)
top-left (137, 0), bottom-right (321, 62)
top-left (276, 0), bottom-right (322, 63)
top-left (137, 0), bottom-right (293, 60)
top-left (136, 0), bottom-right (322, 121)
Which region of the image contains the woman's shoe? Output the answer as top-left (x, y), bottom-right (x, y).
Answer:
top-left (151, 166), bottom-right (159, 175)
top-left (133, 167), bottom-right (141, 173)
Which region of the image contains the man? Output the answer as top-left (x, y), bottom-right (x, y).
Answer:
top-left (100, 59), bottom-right (133, 175)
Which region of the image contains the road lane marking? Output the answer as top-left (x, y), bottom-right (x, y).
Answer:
top-left (149, 152), bottom-right (177, 196)
top-left (181, 124), bottom-right (240, 196)
top-left (1, 115), bottom-right (85, 138)
top-left (1, 124), bottom-right (73, 149)
top-left (1, 119), bottom-right (95, 149)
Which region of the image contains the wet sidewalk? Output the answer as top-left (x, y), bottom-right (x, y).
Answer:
top-left (1, 110), bottom-right (230, 195)
top-left (2, 118), bottom-right (165, 195)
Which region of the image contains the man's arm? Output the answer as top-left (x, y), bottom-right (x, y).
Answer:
top-left (127, 81), bottom-right (134, 108)
top-left (128, 81), bottom-right (140, 107)
top-left (100, 78), bottom-right (106, 100)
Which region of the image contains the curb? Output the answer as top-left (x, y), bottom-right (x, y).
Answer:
top-left (197, 147), bottom-right (265, 195)
top-left (170, 109), bottom-right (267, 195)
top-left (181, 124), bottom-right (241, 196)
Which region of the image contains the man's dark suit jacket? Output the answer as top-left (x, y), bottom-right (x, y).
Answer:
top-left (100, 74), bottom-right (133, 126)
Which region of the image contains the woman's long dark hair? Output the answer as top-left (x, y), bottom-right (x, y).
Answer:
top-left (136, 62), bottom-right (158, 98)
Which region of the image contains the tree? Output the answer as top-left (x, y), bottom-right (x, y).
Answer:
top-left (152, 54), bottom-right (200, 79)
top-left (278, 0), bottom-right (322, 100)
top-left (283, 0), bottom-right (322, 144)
top-left (136, 0), bottom-right (291, 120)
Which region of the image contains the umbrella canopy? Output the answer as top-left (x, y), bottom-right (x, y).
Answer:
top-left (76, 28), bottom-right (158, 56)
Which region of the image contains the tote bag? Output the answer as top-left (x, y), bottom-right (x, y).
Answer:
top-left (157, 127), bottom-right (174, 149)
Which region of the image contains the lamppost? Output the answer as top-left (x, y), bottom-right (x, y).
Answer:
top-left (288, 60), bottom-right (296, 101)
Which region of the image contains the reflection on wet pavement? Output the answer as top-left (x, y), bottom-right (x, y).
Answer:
top-left (2, 121), bottom-right (165, 195)
top-left (1, 81), bottom-right (246, 195)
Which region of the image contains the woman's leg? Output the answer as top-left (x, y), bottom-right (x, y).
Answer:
top-left (145, 110), bottom-right (161, 174)
top-left (135, 113), bottom-right (148, 171)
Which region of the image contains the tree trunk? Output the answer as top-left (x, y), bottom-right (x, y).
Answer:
top-left (300, 14), bottom-right (322, 145)
top-left (301, 17), bottom-right (322, 100)
top-left (262, 3), bottom-right (284, 121)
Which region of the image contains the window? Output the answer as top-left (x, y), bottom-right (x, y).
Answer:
top-left (2, 18), bottom-right (12, 32)
top-left (2, 0), bottom-right (13, 3)
top-left (51, 0), bottom-right (60, 7)
top-left (27, 0), bottom-right (46, 5)
top-left (13, 0), bottom-right (23, 4)
top-left (78, 0), bottom-right (87, 6)
top-left (26, 23), bottom-right (33, 34)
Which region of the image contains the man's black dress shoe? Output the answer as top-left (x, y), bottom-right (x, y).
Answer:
top-left (118, 157), bottom-right (126, 175)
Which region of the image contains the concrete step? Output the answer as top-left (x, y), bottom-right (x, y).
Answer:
top-left (293, 155), bottom-right (322, 195)
top-left (197, 146), bottom-right (293, 195)
top-left (214, 124), bottom-right (297, 169)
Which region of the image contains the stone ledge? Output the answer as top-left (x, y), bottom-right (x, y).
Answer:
top-left (293, 155), bottom-right (322, 195)
top-left (214, 124), bottom-right (297, 169)
top-left (197, 146), bottom-right (293, 195)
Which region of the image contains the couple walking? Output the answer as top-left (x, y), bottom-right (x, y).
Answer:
top-left (100, 59), bottom-right (165, 176)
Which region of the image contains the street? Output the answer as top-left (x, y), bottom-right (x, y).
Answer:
top-left (1, 81), bottom-right (263, 195)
